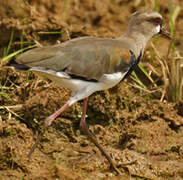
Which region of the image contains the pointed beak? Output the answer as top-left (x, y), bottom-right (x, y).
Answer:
top-left (160, 25), bottom-right (172, 39)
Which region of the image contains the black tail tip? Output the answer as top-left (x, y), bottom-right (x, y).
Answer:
top-left (5, 59), bottom-right (30, 71)
top-left (5, 59), bottom-right (16, 66)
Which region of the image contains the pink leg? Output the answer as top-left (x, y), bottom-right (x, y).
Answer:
top-left (79, 98), bottom-right (121, 175)
top-left (28, 102), bottom-right (70, 158)
top-left (44, 103), bottom-right (70, 126)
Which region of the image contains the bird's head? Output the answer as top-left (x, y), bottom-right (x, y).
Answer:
top-left (128, 10), bottom-right (171, 40)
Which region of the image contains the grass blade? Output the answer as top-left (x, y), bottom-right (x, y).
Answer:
top-left (2, 45), bottom-right (36, 62)
top-left (5, 30), bottom-right (14, 56)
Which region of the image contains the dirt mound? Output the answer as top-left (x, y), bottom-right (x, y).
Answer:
top-left (0, 0), bottom-right (183, 179)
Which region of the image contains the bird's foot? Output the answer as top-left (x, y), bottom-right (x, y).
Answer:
top-left (44, 116), bottom-right (53, 127)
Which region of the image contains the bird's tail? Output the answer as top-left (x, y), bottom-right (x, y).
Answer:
top-left (5, 59), bottom-right (30, 71)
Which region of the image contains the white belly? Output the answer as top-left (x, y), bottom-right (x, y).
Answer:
top-left (31, 68), bottom-right (127, 104)
top-left (35, 70), bottom-right (125, 90)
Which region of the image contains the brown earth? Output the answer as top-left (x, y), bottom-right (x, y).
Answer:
top-left (0, 0), bottom-right (183, 180)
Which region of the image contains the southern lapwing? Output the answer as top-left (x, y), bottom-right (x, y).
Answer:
top-left (6, 10), bottom-right (171, 174)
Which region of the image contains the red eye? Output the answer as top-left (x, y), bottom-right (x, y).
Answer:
top-left (153, 18), bottom-right (162, 26)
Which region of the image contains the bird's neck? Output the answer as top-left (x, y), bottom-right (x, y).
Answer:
top-left (119, 31), bottom-right (150, 58)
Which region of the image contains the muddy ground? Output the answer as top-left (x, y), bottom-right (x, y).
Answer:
top-left (0, 0), bottom-right (183, 180)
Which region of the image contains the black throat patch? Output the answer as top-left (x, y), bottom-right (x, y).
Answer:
top-left (121, 50), bottom-right (142, 81)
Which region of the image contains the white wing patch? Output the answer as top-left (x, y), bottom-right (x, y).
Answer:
top-left (30, 67), bottom-right (70, 79)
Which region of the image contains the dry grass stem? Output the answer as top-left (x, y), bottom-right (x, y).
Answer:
top-left (0, 104), bottom-right (23, 110)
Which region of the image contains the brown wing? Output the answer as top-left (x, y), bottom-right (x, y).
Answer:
top-left (16, 37), bottom-right (135, 81)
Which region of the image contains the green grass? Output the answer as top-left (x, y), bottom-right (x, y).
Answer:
top-left (63, 0), bottom-right (70, 19)
top-left (0, 82), bottom-right (10, 100)
top-left (38, 31), bottom-right (65, 35)
top-left (55, 152), bottom-right (60, 164)
top-left (33, 118), bottom-right (39, 124)
top-left (131, 71), bottom-right (146, 88)
top-left (166, 4), bottom-right (182, 101)
top-left (153, 0), bottom-right (159, 12)
top-left (168, 5), bottom-right (180, 51)
top-left (2, 27), bottom-right (36, 62)
top-left (3, 30), bottom-right (14, 57)
top-left (2, 44), bottom-right (36, 62)
top-left (0, 27), bottom-right (34, 121)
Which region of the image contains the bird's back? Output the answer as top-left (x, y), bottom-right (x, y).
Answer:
top-left (16, 37), bottom-right (136, 81)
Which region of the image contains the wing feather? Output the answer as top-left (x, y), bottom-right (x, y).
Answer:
top-left (15, 37), bottom-right (140, 81)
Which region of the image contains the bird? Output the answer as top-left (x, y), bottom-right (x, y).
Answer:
top-left (6, 10), bottom-right (171, 174)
